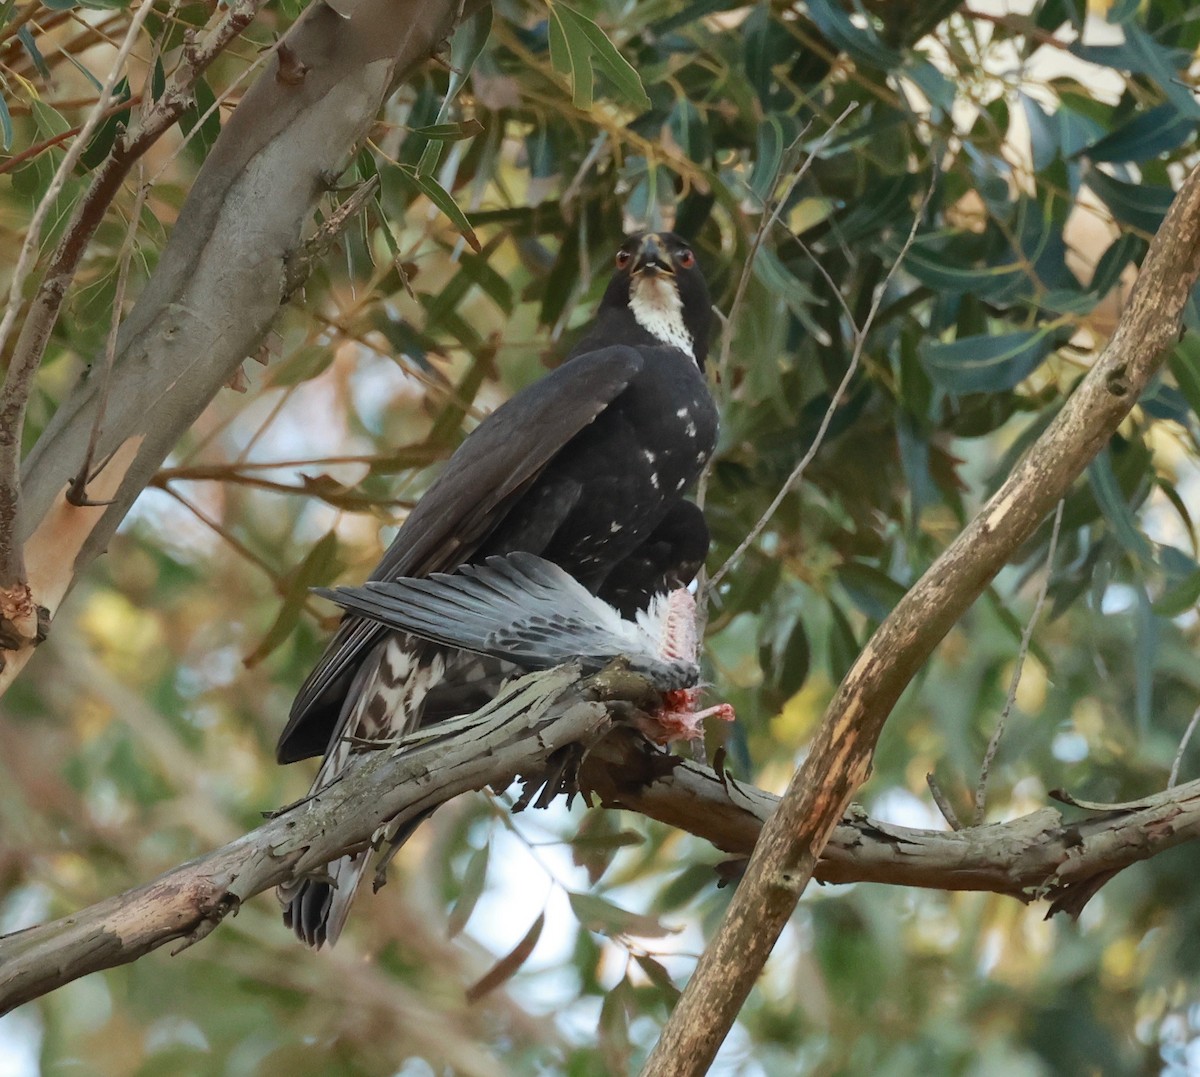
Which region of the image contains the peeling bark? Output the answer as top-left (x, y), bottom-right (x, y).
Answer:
top-left (0, 0), bottom-right (468, 696)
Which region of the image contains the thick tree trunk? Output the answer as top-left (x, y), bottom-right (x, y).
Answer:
top-left (0, 0), bottom-right (469, 696)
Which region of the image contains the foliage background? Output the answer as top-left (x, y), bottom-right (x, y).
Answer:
top-left (3, 0), bottom-right (1200, 1073)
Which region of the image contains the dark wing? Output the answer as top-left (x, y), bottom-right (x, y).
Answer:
top-left (315, 552), bottom-right (698, 690)
top-left (277, 348), bottom-right (644, 763)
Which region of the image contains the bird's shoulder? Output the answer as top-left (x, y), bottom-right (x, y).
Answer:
top-left (278, 345), bottom-right (646, 762)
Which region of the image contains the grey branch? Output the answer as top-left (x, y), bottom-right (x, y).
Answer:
top-left (0, 0), bottom-right (468, 695)
top-left (4, 661), bottom-right (1200, 1016)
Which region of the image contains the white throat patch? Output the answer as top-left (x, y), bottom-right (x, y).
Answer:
top-left (630, 274), bottom-right (694, 360)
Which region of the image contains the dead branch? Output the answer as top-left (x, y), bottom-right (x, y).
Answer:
top-left (641, 160), bottom-right (1200, 1077)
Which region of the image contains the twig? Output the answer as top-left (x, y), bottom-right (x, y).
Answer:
top-left (157, 484), bottom-right (281, 581)
top-left (0, 0), bottom-right (266, 605)
top-left (1169, 704), bottom-right (1200, 789)
top-left (561, 131), bottom-right (608, 212)
top-left (708, 167), bottom-right (938, 594)
top-left (282, 175), bottom-right (382, 299)
top-left (714, 109), bottom-right (857, 385)
top-left (696, 107), bottom-right (856, 628)
top-left (0, 0), bottom-right (156, 588)
top-left (974, 498), bottom-right (1064, 823)
top-left (0, 94), bottom-right (146, 177)
top-left (151, 467), bottom-right (417, 508)
top-left (962, 8), bottom-right (1073, 50)
top-left (926, 772), bottom-right (963, 830)
top-left (0, 663), bottom-right (606, 1014)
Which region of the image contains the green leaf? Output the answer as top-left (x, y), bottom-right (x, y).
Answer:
top-left (1168, 332), bottom-right (1200, 419)
top-left (546, 2), bottom-right (650, 111)
top-left (17, 26), bottom-right (51, 80)
top-left (837, 563), bottom-right (907, 622)
top-left (82, 76), bottom-right (131, 169)
top-left (920, 328), bottom-right (1057, 393)
top-left (904, 57), bottom-right (956, 112)
top-left (30, 99), bottom-right (70, 138)
top-left (409, 119), bottom-right (485, 141)
top-left (395, 165), bottom-right (481, 252)
top-left (548, 3), bottom-right (593, 109)
top-left (0, 91), bottom-right (11, 152)
top-left (667, 97), bottom-right (711, 164)
top-left (178, 76), bottom-right (221, 158)
top-left (598, 979), bottom-right (633, 1075)
top-left (465, 913), bottom-right (544, 1002)
top-left (901, 242), bottom-right (1027, 301)
top-left (571, 813), bottom-right (644, 885)
top-left (244, 531), bottom-right (341, 667)
top-left (426, 344), bottom-right (493, 445)
top-left (445, 5), bottom-right (492, 108)
top-left (59, 46), bottom-right (103, 93)
top-left (748, 115), bottom-right (799, 202)
top-left (1083, 103), bottom-right (1196, 163)
top-left (1134, 583), bottom-right (1157, 729)
top-left (447, 842), bottom-right (489, 938)
top-left (1089, 232), bottom-right (1146, 296)
top-left (265, 344), bottom-right (334, 388)
top-left (1153, 567), bottom-right (1200, 618)
top-left (1119, 24), bottom-right (1200, 119)
top-left (1087, 447), bottom-right (1153, 568)
top-left (1086, 167), bottom-right (1175, 233)
top-left (759, 613), bottom-right (809, 699)
top-left (634, 955), bottom-right (681, 1003)
top-left (1021, 94), bottom-right (1059, 172)
top-left (806, 0), bottom-right (903, 70)
top-left (567, 892), bottom-right (678, 939)
top-left (827, 599), bottom-right (859, 684)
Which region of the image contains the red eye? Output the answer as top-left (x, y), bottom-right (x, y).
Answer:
top-left (615, 250), bottom-right (632, 269)
top-left (677, 248), bottom-right (696, 269)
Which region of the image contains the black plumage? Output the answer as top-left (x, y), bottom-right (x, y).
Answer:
top-left (277, 232), bottom-right (718, 946)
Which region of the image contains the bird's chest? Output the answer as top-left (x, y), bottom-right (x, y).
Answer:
top-left (550, 350), bottom-right (717, 544)
top-left (604, 361), bottom-right (717, 497)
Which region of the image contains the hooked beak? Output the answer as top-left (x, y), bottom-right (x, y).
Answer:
top-left (632, 234), bottom-right (675, 276)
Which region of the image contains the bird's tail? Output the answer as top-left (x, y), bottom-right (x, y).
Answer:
top-left (276, 641), bottom-right (402, 949)
top-left (276, 635), bottom-right (461, 948)
top-left (278, 851), bottom-right (371, 949)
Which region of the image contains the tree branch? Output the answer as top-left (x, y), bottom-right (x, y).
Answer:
top-left (5, 664), bottom-right (1200, 1017)
top-left (0, 0), bottom-right (264, 599)
top-left (641, 161), bottom-right (1200, 1076)
top-left (0, 0), bottom-right (469, 692)
top-left (583, 729), bottom-right (1200, 913)
top-left (0, 664), bottom-right (608, 1015)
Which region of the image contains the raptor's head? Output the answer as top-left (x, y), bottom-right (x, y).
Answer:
top-left (601, 232), bottom-right (712, 366)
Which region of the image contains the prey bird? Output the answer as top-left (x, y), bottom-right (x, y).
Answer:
top-left (317, 551), bottom-right (736, 742)
top-left (277, 232), bottom-right (719, 947)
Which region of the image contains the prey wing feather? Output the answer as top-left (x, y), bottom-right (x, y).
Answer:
top-left (279, 348), bottom-right (644, 763)
top-left (317, 552), bottom-right (699, 690)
